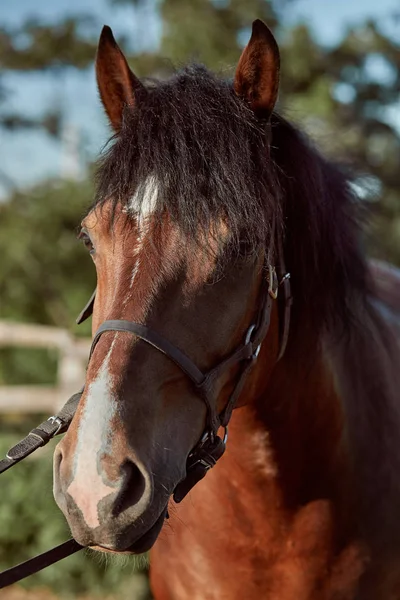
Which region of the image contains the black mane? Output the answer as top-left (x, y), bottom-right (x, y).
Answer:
top-left (96, 65), bottom-right (279, 254)
top-left (95, 64), bottom-right (369, 333)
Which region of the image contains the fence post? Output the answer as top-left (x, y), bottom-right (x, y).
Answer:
top-left (0, 320), bottom-right (90, 414)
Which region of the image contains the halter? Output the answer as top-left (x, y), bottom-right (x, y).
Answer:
top-left (85, 261), bottom-right (280, 501)
top-left (0, 233), bottom-right (292, 588)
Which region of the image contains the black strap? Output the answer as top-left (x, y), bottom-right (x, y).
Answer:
top-left (91, 321), bottom-right (206, 385)
top-left (173, 434), bottom-right (226, 503)
top-left (273, 227), bottom-right (291, 361)
top-left (0, 391), bottom-right (84, 589)
top-left (76, 289), bottom-right (96, 324)
top-left (0, 539), bottom-right (83, 589)
top-left (0, 390), bottom-right (82, 475)
top-left (219, 353), bottom-right (260, 428)
top-left (90, 317), bottom-right (265, 435)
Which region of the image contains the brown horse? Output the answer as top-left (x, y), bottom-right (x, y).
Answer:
top-left (53, 20), bottom-right (400, 599)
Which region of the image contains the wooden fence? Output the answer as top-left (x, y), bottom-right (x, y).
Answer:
top-left (0, 321), bottom-right (90, 413)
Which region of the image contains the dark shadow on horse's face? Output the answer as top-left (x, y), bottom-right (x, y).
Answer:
top-left (53, 203), bottom-right (268, 552)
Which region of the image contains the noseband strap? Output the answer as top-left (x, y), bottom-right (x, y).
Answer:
top-left (90, 321), bottom-right (205, 385)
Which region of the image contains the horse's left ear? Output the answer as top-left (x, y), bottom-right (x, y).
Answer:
top-left (234, 20), bottom-right (280, 118)
top-left (96, 25), bottom-right (144, 132)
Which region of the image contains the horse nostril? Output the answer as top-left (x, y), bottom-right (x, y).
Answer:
top-left (112, 460), bottom-right (148, 516)
top-left (53, 445), bottom-right (68, 510)
top-left (54, 447), bottom-right (62, 474)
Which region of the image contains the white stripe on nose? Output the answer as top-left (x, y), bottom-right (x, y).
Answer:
top-left (67, 340), bottom-right (119, 529)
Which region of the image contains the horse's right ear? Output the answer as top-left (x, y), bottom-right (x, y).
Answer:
top-left (234, 20), bottom-right (280, 118)
top-left (96, 26), bottom-right (144, 132)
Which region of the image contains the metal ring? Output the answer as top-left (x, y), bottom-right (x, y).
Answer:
top-left (268, 265), bottom-right (279, 299)
top-left (253, 344), bottom-right (261, 358)
top-left (199, 430), bottom-right (210, 445)
top-left (245, 325), bottom-right (262, 359)
top-left (223, 426), bottom-right (228, 444)
top-left (245, 324), bottom-right (256, 345)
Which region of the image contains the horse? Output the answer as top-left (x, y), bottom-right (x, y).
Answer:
top-left (53, 20), bottom-right (400, 599)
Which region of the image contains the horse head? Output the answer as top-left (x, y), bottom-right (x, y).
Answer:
top-left (53, 20), bottom-right (283, 553)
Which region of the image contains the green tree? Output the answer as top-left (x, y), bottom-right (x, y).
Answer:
top-left (279, 20), bottom-right (400, 264)
top-left (0, 178), bottom-right (96, 329)
top-left (0, 179), bottom-right (96, 386)
top-left (0, 17), bottom-right (96, 136)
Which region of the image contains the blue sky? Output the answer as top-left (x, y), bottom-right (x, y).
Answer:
top-left (0, 0), bottom-right (399, 197)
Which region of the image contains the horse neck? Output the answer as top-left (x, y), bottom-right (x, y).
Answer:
top-left (150, 314), bottom-right (367, 600)
top-left (245, 311), bottom-right (355, 528)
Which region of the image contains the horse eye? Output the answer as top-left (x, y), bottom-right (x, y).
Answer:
top-left (78, 228), bottom-right (95, 255)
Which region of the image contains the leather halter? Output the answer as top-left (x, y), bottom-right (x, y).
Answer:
top-left (78, 237), bottom-right (291, 501)
top-left (0, 235), bottom-right (292, 588)
top-left (86, 270), bottom-right (276, 502)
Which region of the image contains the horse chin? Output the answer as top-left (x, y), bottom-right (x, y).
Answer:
top-left (92, 506), bottom-right (168, 555)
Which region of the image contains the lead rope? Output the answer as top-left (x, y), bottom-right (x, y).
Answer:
top-left (0, 390), bottom-right (83, 476)
top-left (0, 540), bottom-right (83, 589)
top-left (0, 390), bottom-right (85, 589)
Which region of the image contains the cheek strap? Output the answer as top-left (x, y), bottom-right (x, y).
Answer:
top-left (76, 289), bottom-right (96, 324)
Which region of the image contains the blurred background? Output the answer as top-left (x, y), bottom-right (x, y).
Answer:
top-left (0, 0), bottom-right (399, 598)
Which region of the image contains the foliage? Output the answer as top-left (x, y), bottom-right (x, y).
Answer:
top-left (279, 20), bottom-right (400, 264)
top-left (0, 17), bottom-right (98, 134)
top-left (0, 347), bottom-right (58, 386)
top-left (0, 178), bottom-right (96, 385)
top-left (159, 0), bottom-right (278, 67)
top-left (0, 178), bottom-right (96, 330)
top-left (0, 17), bottom-right (96, 71)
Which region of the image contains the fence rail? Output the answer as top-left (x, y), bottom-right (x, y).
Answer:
top-left (0, 320), bottom-right (90, 413)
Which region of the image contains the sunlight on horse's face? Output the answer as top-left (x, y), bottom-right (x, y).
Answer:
top-left (53, 197), bottom-right (266, 553)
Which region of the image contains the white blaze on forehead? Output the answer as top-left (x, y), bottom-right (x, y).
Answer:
top-left (67, 339), bottom-right (119, 529)
top-left (125, 175), bottom-right (158, 294)
top-left (130, 175), bottom-right (158, 224)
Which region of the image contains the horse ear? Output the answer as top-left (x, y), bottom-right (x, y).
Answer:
top-left (234, 20), bottom-right (280, 118)
top-left (96, 25), bottom-right (144, 131)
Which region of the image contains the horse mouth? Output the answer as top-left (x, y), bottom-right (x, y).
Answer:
top-left (92, 506), bottom-right (168, 555)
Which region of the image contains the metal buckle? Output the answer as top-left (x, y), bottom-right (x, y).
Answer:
top-left (199, 426), bottom-right (228, 446)
top-left (280, 272), bottom-right (291, 286)
top-left (198, 459), bottom-right (213, 470)
top-left (222, 426), bottom-right (228, 444)
top-left (198, 430), bottom-right (213, 447)
top-left (47, 416), bottom-right (63, 436)
top-left (268, 265), bottom-right (279, 299)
